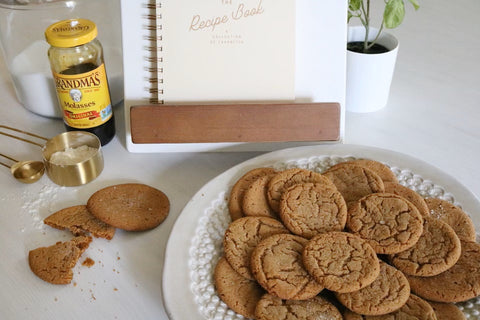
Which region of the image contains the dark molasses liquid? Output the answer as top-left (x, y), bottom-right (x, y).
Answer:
top-left (60, 62), bottom-right (115, 146)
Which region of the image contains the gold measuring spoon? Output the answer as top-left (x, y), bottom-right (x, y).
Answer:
top-left (0, 153), bottom-right (45, 183)
top-left (0, 125), bottom-right (49, 184)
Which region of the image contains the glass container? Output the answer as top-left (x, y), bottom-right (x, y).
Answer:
top-left (0, 0), bottom-right (123, 118)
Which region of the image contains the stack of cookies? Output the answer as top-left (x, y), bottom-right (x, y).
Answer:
top-left (214, 159), bottom-right (479, 319)
top-left (28, 183), bottom-right (170, 285)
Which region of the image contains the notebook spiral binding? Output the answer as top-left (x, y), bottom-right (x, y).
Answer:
top-left (142, 1), bottom-right (163, 104)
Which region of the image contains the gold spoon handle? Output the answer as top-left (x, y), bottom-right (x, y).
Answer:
top-left (0, 131), bottom-right (44, 147)
top-left (0, 153), bottom-right (18, 163)
top-left (0, 161), bottom-right (11, 168)
top-left (0, 125), bottom-right (48, 148)
top-left (0, 153), bottom-right (18, 169)
top-left (0, 125), bottom-right (49, 141)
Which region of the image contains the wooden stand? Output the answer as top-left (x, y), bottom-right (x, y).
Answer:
top-left (130, 103), bottom-right (341, 144)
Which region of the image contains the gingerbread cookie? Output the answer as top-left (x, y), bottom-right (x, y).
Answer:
top-left (428, 301), bottom-right (466, 320)
top-left (87, 183), bottom-right (170, 231)
top-left (228, 167), bottom-right (277, 221)
top-left (279, 182), bottom-right (347, 239)
top-left (28, 236), bottom-right (92, 284)
top-left (346, 193), bottom-right (424, 254)
top-left (341, 310), bottom-right (365, 320)
top-left (255, 294), bottom-right (342, 320)
top-left (323, 164), bottom-right (385, 207)
top-left (407, 241), bottom-right (480, 303)
top-left (390, 294), bottom-right (437, 319)
top-left (389, 216), bottom-right (461, 277)
top-left (44, 205), bottom-right (115, 240)
top-left (328, 159), bottom-right (398, 184)
top-left (342, 310), bottom-right (365, 320)
top-left (223, 216), bottom-right (289, 280)
top-left (302, 231), bottom-right (380, 293)
top-left (267, 168), bottom-right (334, 213)
top-left (342, 295), bottom-right (437, 319)
top-left (242, 174), bottom-right (277, 219)
top-left (429, 301), bottom-right (466, 320)
top-left (214, 256), bottom-right (264, 318)
top-left (336, 261), bottom-right (410, 316)
top-left (425, 198), bottom-right (476, 242)
top-left (250, 233), bottom-right (324, 300)
top-left (384, 182), bottom-right (430, 217)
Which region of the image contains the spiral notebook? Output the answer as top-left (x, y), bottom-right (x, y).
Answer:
top-left (120, 0), bottom-right (347, 152)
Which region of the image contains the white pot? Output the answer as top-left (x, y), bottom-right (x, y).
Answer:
top-left (346, 26), bottom-right (399, 113)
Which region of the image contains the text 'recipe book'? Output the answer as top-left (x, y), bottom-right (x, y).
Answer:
top-left (120, 0), bottom-right (347, 152)
top-left (156, 0), bottom-right (295, 103)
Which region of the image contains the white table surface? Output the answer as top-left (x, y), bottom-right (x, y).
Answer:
top-left (1, 1), bottom-right (479, 319)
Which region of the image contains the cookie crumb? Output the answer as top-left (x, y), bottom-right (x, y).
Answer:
top-left (82, 257), bottom-right (95, 267)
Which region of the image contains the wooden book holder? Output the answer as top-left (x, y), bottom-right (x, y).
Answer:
top-left (130, 102), bottom-right (341, 144)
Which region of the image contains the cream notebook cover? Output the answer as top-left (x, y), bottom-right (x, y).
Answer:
top-left (157, 0), bottom-right (295, 103)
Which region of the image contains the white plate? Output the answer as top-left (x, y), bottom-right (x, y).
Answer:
top-left (162, 144), bottom-right (480, 319)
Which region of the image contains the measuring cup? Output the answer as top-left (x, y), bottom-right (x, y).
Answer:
top-left (0, 125), bottom-right (103, 186)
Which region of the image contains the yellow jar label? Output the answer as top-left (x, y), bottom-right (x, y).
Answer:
top-left (53, 64), bottom-right (112, 129)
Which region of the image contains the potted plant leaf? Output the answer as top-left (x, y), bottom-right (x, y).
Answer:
top-left (346, 0), bottom-right (419, 113)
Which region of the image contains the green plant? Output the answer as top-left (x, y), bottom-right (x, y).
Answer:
top-left (348, 0), bottom-right (419, 53)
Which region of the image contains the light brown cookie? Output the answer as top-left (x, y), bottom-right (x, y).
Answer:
top-left (250, 233), bottom-right (324, 300)
top-left (384, 182), bottom-right (430, 217)
top-left (214, 256), bottom-right (264, 319)
top-left (342, 294), bottom-right (437, 319)
top-left (429, 301), bottom-right (466, 320)
top-left (267, 168), bottom-right (334, 213)
top-left (279, 182), bottom-right (347, 239)
top-left (302, 231), bottom-right (380, 293)
top-left (346, 193), bottom-right (424, 254)
top-left (323, 164), bottom-right (385, 208)
top-left (328, 159), bottom-right (398, 184)
top-left (407, 241), bottom-right (480, 303)
top-left (336, 261), bottom-right (410, 316)
top-left (44, 205), bottom-right (115, 240)
top-left (228, 167), bottom-right (277, 221)
top-left (28, 236), bottom-right (92, 284)
top-left (87, 183), bottom-right (170, 231)
top-left (255, 293), bottom-right (342, 320)
top-left (389, 294), bottom-right (437, 320)
top-left (342, 310), bottom-right (365, 320)
top-left (425, 198), bottom-right (476, 242)
top-left (223, 216), bottom-right (289, 280)
top-left (389, 216), bottom-right (461, 277)
top-left (242, 174), bottom-right (277, 219)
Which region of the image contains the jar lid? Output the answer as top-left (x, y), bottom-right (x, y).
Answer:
top-left (45, 19), bottom-right (98, 48)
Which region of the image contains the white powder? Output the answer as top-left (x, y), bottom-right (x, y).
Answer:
top-left (22, 183), bottom-right (64, 231)
top-left (49, 145), bottom-right (97, 165)
top-left (10, 41), bottom-right (123, 118)
top-left (10, 40), bottom-right (62, 118)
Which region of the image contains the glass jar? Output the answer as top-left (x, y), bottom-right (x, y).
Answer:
top-left (0, 0), bottom-right (123, 118)
top-left (45, 18), bottom-right (115, 146)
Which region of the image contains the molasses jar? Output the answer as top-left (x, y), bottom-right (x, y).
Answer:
top-left (45, 18), bottom-right (115, 145)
